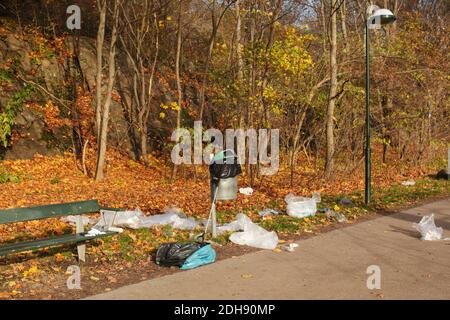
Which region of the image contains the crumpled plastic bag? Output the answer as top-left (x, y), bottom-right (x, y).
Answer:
top-left (156, 242), bottom-right (205, 267)
top-left (281, 243), bottom-right (299, 252)
top-left (285, 193), bottom-right (318, 218)
top-left (413, 214), bottom-right (444, 241)
top-left (180, 244), bottom-right (216, 270)
top-left (139, 207), bottom-right (198, 230)
top-left (94, 209), bottom-right (144, 230)
top-left (325, 209), bottom-right (347, 223)
top-left (258, 208), bottom-right (279, 217)
top-left (228, 213), bottom-right (278, 250)
top-left (402, 180), bottom-right (416, 186)
top-left (93, 207), bottom-right (199, 231)
top-left (85, 228), bottom-right (106, 237)
top-left (216, 219), bottom-right (242, 234)
top-left (239, 187), bottom-right (254, 195)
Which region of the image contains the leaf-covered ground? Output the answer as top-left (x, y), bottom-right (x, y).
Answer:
top-left (0, 147), bottom-right (448, 299)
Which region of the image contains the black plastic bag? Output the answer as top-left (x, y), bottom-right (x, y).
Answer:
top-left (209, 150), bottom-right (242, 180)
top-left (155, 242), bottom-right (207, 267)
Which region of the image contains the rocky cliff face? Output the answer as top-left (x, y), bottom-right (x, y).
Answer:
top-left (0, 30), bottom-right (133, 160)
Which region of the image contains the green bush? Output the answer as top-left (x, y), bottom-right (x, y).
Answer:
top-left (0, 172), bottom-right (21, 184)
top-left (0, 84), bottom-right (35, 147)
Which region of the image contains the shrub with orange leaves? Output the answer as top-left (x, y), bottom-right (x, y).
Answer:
top-left (74, 86), bottom-right (95, 138)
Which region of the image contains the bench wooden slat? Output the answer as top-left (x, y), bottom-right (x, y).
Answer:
top-left (0, 231), bottom-right (116, 256)
top-left (0, 200), bottom-right (102, 224)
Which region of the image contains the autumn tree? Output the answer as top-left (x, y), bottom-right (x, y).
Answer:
top-left (94, 0), bottom-right (121, 181)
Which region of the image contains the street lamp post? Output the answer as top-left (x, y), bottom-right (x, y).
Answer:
top-left (364, 7), bottom-right (396, 205)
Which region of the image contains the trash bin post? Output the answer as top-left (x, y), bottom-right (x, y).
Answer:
top-left (210, 180), bottom-right (217, 238)
top-left (211, 203), bottom-right (217, 238)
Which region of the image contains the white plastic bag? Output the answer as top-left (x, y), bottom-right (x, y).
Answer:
top-left (239, 187), bottom-right (254, 195)
top-left (94, 209), bottom-right (144, 230)
top-left (85, 228), bottom-right (106, 237)
top-left (228, 213), bottom-right (278, 250)
top-left (258, 208), bottom-right (279, 217)
top-left (285, 193), bottom-right (317, 218)
top-left (402, 180), bottom-right (416, 186)
top-left (171, 215), bottom-right (199, 230)
top-left (94, 207), bottom-right (199, 231)
top-left (138, 207), bottom-right (199, 230)
top-left (413, 214), bottom-right (443, 241)
top-left (281, 243), bottom-right (299, 252)
top-left (216, 220), bottom-right (242, 234)
top-left (138, 208), bottom-right (180, 228)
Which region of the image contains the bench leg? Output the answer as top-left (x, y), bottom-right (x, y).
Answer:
top-left (77, 244), bottom-right (86, 263)
top-left (76, 216), bottom-right (86, 263)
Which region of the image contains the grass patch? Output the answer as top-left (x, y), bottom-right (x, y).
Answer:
top-left (372, 177), bottom-right (449, 209)
top-left (0, 171), bottom-right (21, 184)
top-left (257, 176), bottom-right (448, 235)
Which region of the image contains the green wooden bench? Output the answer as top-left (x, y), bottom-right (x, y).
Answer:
top-left (0, 200), bottom-right (122, 261)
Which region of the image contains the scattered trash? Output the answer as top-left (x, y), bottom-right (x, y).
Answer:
top-left (281, 243), bottom-right (299, 252)
top-left (339, 197), bottom-right (353, 206)
top-left (436, 169), bottom-right (449, 180)
top-left (239, 187), bottom-right (254, 195)
top-left (107, 226), bottom-right (124, 233)
top-left (325, 209), bottom-right (347, 223)
top-left (93, 209), bottom-right (143, 230)
top-left (180, 244), bottom-right (216, 270)
top-left (258, 208), bottom-right (279, 217)
top-left (93, 207), bottom-right (199, 231)
top-left (85, 228), bottom-right (106, 237)
top-left (155, 242), bottom-right (215, 270)
top-left (216, 219), bottom-right (242, 234)
top-left (285, 193), bottom-right (317, 218)
top-left (60, 215), bottom-right (93, 226)
top-left (139, 207), bottom-right (199, 230)
top-left (228, 213), bottom-right (279, 250)
top-left (413, 214), bottom-right (444, 241)
top-left (401, 180), bottom-right (416, 186)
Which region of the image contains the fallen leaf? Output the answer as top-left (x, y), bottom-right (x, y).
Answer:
top-left (54, 253), bottom-right (65, 263)
top-left (23, 266), bottom-right (39, 278)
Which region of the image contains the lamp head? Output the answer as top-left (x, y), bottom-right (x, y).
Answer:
top-left (368, 8), bottom-right (396, 25)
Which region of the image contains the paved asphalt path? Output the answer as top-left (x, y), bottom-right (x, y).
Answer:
top-left (88, 198), bottom-right (450, 299)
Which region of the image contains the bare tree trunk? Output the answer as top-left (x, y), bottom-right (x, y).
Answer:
top-left (95, 0), bottom-right (120, 181)
top-left (235, 0), bottom-right (245, 128)
top-left (325, 0), bottom-right (338, 178)
top-left (320, 0), bottom-right (327, 53)
top-left (140, 15), bottom-right (159, 165)
top-left (95, 0), bottom-right (107, 141)
top-left (340, 0), bottom-right (348, 50)
top-left (199, 1), bottom-right (230, 122)
top-left (171, 0), bottom-right (184, 182)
